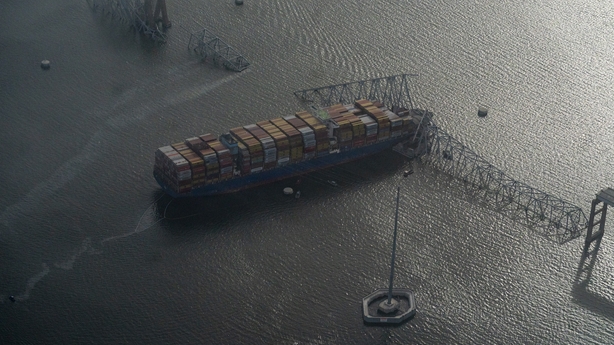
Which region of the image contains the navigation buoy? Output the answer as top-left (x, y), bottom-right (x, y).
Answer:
top-left (41, 60), bottom-right (50, 70)
top-left (235, 0), bottom-right (243, 5)
top-left (9, 295), bottom-right (15, 302)
top-left (283, 187), bottom-right (294, 195)
top-left (478, 106), bottom-right (488, 117)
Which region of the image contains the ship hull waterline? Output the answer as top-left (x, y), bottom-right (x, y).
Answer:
top-left (154, 136), bottom-right (413, 198)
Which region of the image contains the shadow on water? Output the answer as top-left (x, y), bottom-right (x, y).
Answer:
top-left (572, 239), bottom-right (614, 322)
top-left (362, 314), bottom-right (416, 328)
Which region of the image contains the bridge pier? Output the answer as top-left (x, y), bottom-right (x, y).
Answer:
top-left (153, 0), bottom-right (171, 28)
top-left (583, 188), bottom-right (614, 254)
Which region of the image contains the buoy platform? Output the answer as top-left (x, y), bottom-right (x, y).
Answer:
top-left (363, 288), bottom-right (416, 323)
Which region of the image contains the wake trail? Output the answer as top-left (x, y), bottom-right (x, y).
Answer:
top-left (14, 263), bottom-right (50, 301)
top-left (0, 67), bottom-right (247, 302)
top-left (0, 71), bottom-right (246, 235)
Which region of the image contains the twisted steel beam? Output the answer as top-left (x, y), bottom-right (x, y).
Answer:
top-left (420, 125), bottom-right (588, 243)
top-left (188, 27), bottom-right (250, 72)
top-left (294, 75), bottom-right (588, 243)
top-left (88, 0), bottom-right (167, 42)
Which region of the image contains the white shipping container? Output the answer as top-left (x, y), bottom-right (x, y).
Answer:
top-left (298, 127), bottom-right (314, 134)
top-left (177, 171), bottom-right (192, 181)
top-left (303, 135), bottom-right (316, 142)
top-left (277, 157), bottom-right (290, 165)
top-left (360, 115), bottom-right (376, 125)
top-left (173, 158), bottom-right (189, 168)
top-left (159, 146), bottom-right (175, 153)
top-left (251, 167), bottom-right (263, 173)
top-left (258, 142), bottom-right (275, 150)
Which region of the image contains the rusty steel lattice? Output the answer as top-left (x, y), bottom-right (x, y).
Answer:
top-left (293, 73), bottom-right (432, 152)
top-left (421, 125), bottom-right (588, 243)
top-left (294, 74), bottom-right (588, 243)
top-left (88, 0), bottom-right (167, 42)
top-left (294, 73), bottom-right (420, 111)
top-left (188, 27), bottom-right (250, 72)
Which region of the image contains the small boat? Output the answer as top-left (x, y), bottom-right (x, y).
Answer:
top-left (327, 180), bottom-right (338, 187)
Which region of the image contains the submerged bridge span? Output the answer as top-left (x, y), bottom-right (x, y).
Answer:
top-left (420, 125), bottom-right (588, 243)
top-left (88, 0), bottom-right (169, 41)
top-left (295, 74), bottom-right (588, 243)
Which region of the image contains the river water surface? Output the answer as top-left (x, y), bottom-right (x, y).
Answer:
top-left (1, 0), bottom-right (613, 343)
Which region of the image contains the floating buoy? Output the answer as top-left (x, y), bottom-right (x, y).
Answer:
top-left (295, 191), bottom-right (301, 199)
top-left (235, 0), bottom-right (243, 5)
top-left (283, 187), bottom-right (294, 195)
top-left (9, 295), bottom-right (15, 302)
top-left (478, 106), bottom-right (488, 117)
top-left (41, 60), bottom-right (50, 70)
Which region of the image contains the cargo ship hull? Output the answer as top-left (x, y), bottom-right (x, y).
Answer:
top-left (154, 136), bottom-right (407, 198)
top-left (153, 99), bottom-right (425, 198)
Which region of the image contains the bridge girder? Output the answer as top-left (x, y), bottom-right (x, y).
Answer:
top-left (294, 74), bottom-right (588, 243)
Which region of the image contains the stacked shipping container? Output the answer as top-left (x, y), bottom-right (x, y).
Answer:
top-left (205, 137), bottom-right (234, 180)
top-left (283, 115), bottom-right (316, 160)
top-left (270, 118), bottom-right (303, 162)
top-left (382, 110), bottom-right (403, 138)
top-left (154, 146), bottom-right (192, 193)
top-left (174, 141), bottom-right (206, 188)
top-left (154, 99), bottom-right (419, 195)
top-left (229, 127), bottom-right (264, 173)
top-left (360, 115), bottom-right (378, 145)
top-left (295, 111), bottom-right (329, 157)
top-left (355, 100), bottom-right (391, 142)
top-left (257, 121), bottom-right (291, 167)
top-left (244, 124), bottom-right (277, 171)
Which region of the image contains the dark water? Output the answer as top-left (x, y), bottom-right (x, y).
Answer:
top-left (1, 0), bottom-right (613, 343)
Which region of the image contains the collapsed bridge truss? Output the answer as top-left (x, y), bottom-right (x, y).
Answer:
top-left (88, 0), bottom-right (167, 42)
top-left (294, 74), bottom-right (588, 243)
top-left (421, 125), bottom-right (588, 243)
top-left (188, 27), bottom-right (250, 72)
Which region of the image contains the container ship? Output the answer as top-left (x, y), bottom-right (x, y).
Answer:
top-left (153, 99), bottom-right (425, 197)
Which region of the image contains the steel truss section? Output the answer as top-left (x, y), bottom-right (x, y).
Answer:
top-left (188, 28), bottom-right (250, 72)
top-left (88, 0), bottom-right (166, 42)
top-left (293, 74), bottom-right (433, 153)
top-left (421, 126), bottom-right (588, 243)
top-left (294, 74), bottom-right (588, 243)
top-left (294, 73), bottom-right (420, 111)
